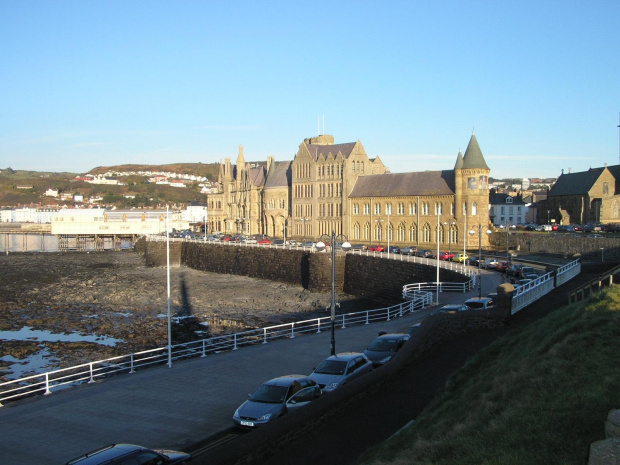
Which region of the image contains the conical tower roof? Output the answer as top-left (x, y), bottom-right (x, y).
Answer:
top-left (462, 132), bottom-right (489, 170)
top-left (454, 151), bottom-right (464, 169)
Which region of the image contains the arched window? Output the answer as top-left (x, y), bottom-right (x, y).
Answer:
top-left (410, 202), bottom-right (417, 215)
top-left (387, 221), bottom-right (393, 242)
top-left (409, 224), bottom-right (417, 243)
top-left (436, 223), bottom-right (445, 243)
top-left (435, 202), bottom-right (443, 215)
top-left (386, 203), bottom-right (392, 215)
top-left (422, 223), bottom-right (431, 242)
top-left (397, 222), bottom-right (406, 241)
top-left (353, 222), bottom-right (361, 240)
top-left (375, 222), bottom-right (383, 241)
top-left (363, 222), bottom-right (370, 240)
top-left (472, 202), bottom-right (478, 215)
top-left (422, 202), bottom-right (429, 215)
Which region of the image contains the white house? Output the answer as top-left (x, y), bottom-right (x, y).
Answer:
top-left (489, 192), bottom-right (527, 226)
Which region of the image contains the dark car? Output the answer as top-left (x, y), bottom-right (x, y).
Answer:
top-left (433, 304), bottom-right (469, 314)
top-left (363, 333), bottom-right (409, 367)
top-left (416, 249), bottom-right (434, 258)
top-left (233, 375), bottom-right (321, 428)
top-left (65, 443), bottom-right (190, 465)
top-left (310, 352), bottom-right (373, 392)
top-left (388, 245), bottom-right (400, 254)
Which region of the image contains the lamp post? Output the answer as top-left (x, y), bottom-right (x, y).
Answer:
top-left (505, 221), bottom-right (510, 260)
top-left (165, 206), bottom-right (172, 368)
top-left (469, 224), bottom-right (492, 298)
top-left (316, 232), bottom-right (352, 356)
top-left (436, 209), bottom-right (440, 305)
top-left (547, 210), bottom-right (551, 225)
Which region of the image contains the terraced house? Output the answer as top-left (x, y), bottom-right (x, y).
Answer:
top-left (207, 132), bottom-right (492, 249)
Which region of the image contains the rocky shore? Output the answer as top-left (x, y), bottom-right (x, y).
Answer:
top-left (0, 250), bottom-right (371, 380)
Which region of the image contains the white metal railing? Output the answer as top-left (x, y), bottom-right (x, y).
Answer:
top-left (0, 295), bottom-right (431, 406)
top-left (402, 279), bottom-right (475, 300)
top-left (556, 259), bottom-right (582, 287)
top-left (511, 258), bottom-right (581, 314)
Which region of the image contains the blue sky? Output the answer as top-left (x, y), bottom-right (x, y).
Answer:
top-left (1, 1), bottom-right (619, 179)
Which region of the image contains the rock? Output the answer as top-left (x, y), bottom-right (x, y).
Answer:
top-left (607, 409), bottom-right (620, 439)
top-left (589, 438), bottom-right (620, 465)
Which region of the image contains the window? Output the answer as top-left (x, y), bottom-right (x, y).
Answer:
top-left (364, 203), bottom-right (370, 215)
top-left (435, 202), bottom-right (443, 215)
top-left (409, 202), bottom-right (417, 215)
top-left (472, 202), bottom-right (478, 215)
top-left (409, 224), bottom-right (417, 242)
top-left (386, 203), bottom-right (392, 215)
top-left (603, 182), bottom-right (610, 195)
top-left (374, 203), bottom-right (381, 215)
top-left (397, 223), bottom-right (406, 241)
top-left (353, 203), bottom-right (359, 215)
top-left (422, 202), bottom-right (429, 215)
top-left (397, 202), bottom-right (405, 215)
top-left (422, 223), bottom-right (431, 242)
top-left (506, 197), bottom-right (513, 204)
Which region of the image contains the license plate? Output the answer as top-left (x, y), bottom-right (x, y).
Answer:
top-left (240, 420), bottom-right (254, 427)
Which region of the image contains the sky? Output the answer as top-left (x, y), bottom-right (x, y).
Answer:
top-left (1, 1), bottom-right (619, 179)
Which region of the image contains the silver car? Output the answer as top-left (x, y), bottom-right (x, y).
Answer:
top-left (363, 333), bottom-right (409, 367)
top-left (233, 375), bottom-right (321, 428)
top-left (310, 352), bottom-right (373, 392)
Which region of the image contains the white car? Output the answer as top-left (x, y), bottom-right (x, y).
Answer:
top-left (310, 353), bottom-right (373, 392)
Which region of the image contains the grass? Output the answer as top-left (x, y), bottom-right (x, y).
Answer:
top-left (358, 286), bottom-right (620, 465)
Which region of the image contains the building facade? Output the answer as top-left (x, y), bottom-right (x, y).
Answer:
top-left (207, 133), bottom-right (492, 249)
top-left (537, 165), bottom-right (620, 225)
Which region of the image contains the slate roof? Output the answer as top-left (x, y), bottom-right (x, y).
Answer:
top-left (462, 134), bottom-right (489, 170)
top-left (548, 168), bottom-right (604, 196)
top-left (454, 151), bottom-right (463, 169)
top-left (489, 192), bottom-right (526, 205)
top-left (264, 161), bottom-right (292, 189)
top-left (304, 142), bottom-right (357, 161)
top-left (349, 171), bottom-right (455, 198)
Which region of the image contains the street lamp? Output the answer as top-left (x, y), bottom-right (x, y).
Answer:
top-left (315, 232), bottom-right (352, 356)
top-left (469, 225), bottom-right (492, 298)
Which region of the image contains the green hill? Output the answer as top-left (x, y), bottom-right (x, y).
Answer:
top-left (359, 288), bottom-right (620, 465)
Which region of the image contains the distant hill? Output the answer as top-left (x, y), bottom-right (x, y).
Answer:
top-left (89, 163), bottom-right (219, 179)
top-left (0, 163), bottom-right (221, 208)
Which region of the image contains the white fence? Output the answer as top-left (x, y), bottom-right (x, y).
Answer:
top-left (0, 295), bottom-right (432, 406)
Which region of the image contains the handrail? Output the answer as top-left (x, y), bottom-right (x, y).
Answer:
top-left (568, 263), bottom-right (620, 304)
top-left (0, 294), bottom-right (431, 406)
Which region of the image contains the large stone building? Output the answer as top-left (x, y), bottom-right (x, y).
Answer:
top-left (207, 132), bottom-right (492, 249)
top-left (537, 165), bottom-right (620, 225)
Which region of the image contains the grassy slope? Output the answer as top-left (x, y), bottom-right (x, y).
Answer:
top-left (359, 288), bottom-right (620, 465)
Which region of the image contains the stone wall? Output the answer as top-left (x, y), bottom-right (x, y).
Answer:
top-left (141, 242), bottom-right (470, 301)
top-left (488, 232), bottom-right (620, 260)
top-left (344, 254), bottom-right (469, 302)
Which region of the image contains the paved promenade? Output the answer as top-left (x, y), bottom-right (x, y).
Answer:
top-left (0, 270), bottom-right (502, 465)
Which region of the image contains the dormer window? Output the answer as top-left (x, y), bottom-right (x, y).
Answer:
top-left (506, 197), bottom-right (513, 204)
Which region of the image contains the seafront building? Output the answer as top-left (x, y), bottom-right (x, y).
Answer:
top-left (207, 132), bottom-right (492, 249)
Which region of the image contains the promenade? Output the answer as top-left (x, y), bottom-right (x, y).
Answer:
top-left (0, 270), bottom-right (502, 465)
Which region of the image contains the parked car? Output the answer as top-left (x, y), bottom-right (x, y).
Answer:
top-left (496, 261), bottom-right (511, 273)
top-left (438, 251), bottom-right (454, 261)
top-left (506, 263), bottom-right (524, 276)
top-left (302, 241), bottom-right (315, 248)
top-left (401, 246), bottom-right (418, 256)
top-left (408, 322), bottom-right (422, 336)
top-left (351, 244), bottom-right (367, 251)
top-left (388, 245), bottom-right (401, 254)
top-left (433, 304), bottom-right (469, 314)
top-left (463, 297), bottom-right (496, 311)
top-left (482, 258), bottom-right (500, 269)
top-left (65, 443), bottom-right (191, 465)
top-left (310, 353), bottom-right (373, 392)
top-left (257, 237), bottom-right (271, 244)
top-left (469, 255), bottom-right (483, 266)
top-left (363, 333), bottom-right (409, 367)
top-left (232, 375), bottom-right (321, 428)
top-left (368, 244), bottom-right (386, 252)
top-left (452, 253), bottom-right (469, 263)
top-left (272, 239), bottom-right (285, 246)
top-left (416, 249), bottom-right (435, 258)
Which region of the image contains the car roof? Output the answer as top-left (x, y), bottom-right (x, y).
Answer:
top-left (66, 444), bottom-right (145, 464)
top-left (464, 297), bottom-right (492, 303)
top-left (323, 352), bottom-right (365, 361)
top-left (264, 375), bottom-right (311, 386)
top-left (373, 333), bottom-right (409, 340)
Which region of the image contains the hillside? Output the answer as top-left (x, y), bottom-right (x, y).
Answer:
top-left (0, 163), bottom-right (220, 208)
top-left (358, 286), bottom-right (620, 465)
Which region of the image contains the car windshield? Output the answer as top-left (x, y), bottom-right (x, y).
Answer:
top-left (314, 360), bottom-right (347, 375)
top-left (367, 338), bottom-right (399, 352)
top-left (466, 301), bottom-right (485, 309)
top-left (250, 384), bottom-right (289, 403)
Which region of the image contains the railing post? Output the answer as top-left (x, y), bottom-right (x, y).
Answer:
top-left (201, 339), bottom-right (207, 357)
top-left (399, 303), bottom-right (404, 317)
top-left (233, 334), bottom-right (238, 350)
top-left (386, 308), bottom-right (391, 321)
top-left (44, 373), bottom-right (51, 395)
top-left (89, 362), bottom-right (95, 383)
top-left (290, 323), bottom-right (295, 339)
top-left (130, 354), bottom-right (135, 373)
top-left (317, 319), bottom-right (321, 333)
top-left (365, 311), bottom-right (369, 325)
top-left (341, 315), bottom-right (346, 329)
top-left (263, 328), bottom-right (268, 344)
